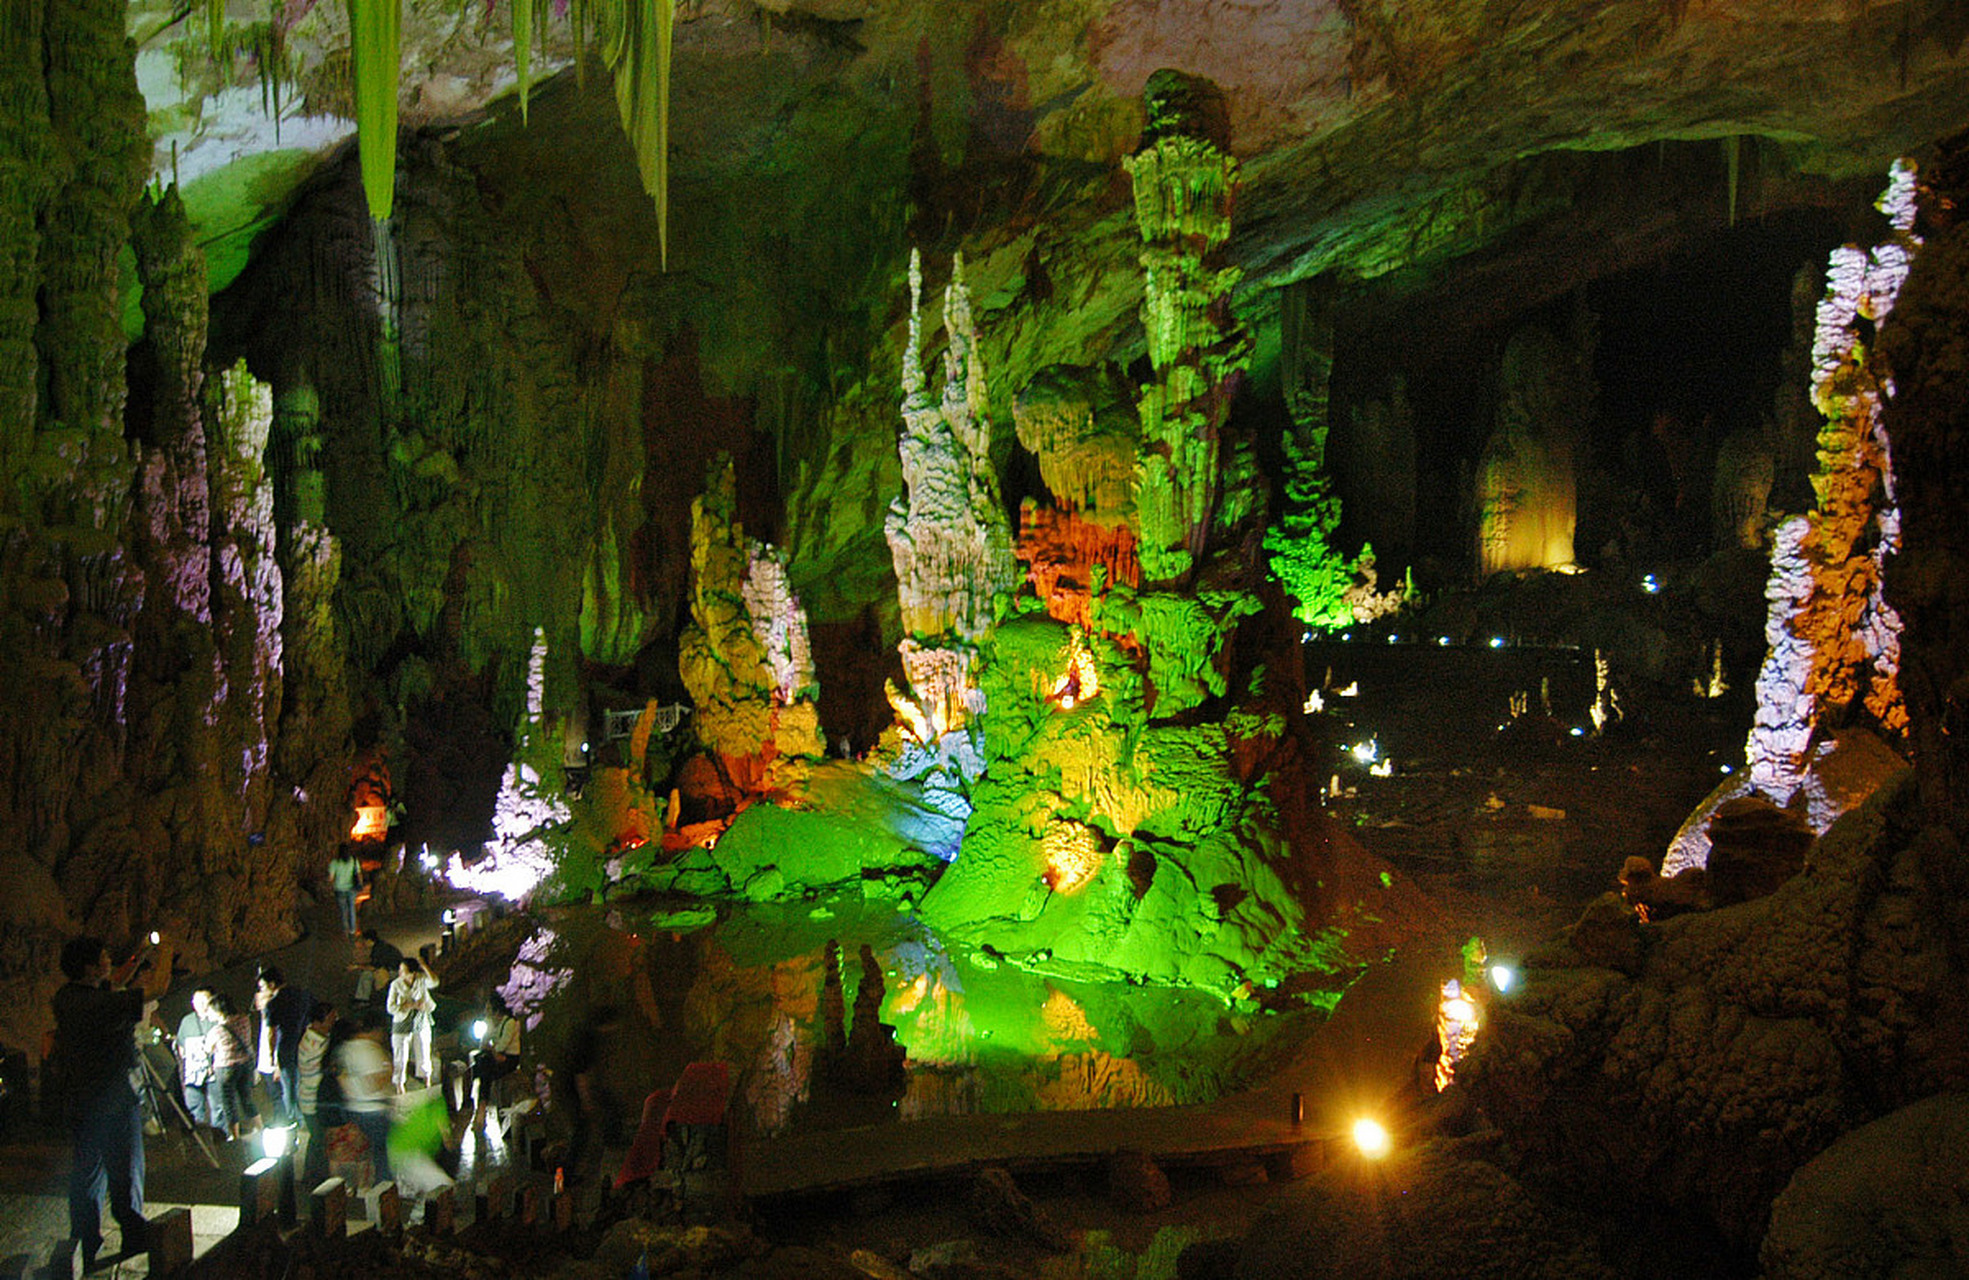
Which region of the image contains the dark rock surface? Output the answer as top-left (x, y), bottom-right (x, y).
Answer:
top-left (1234, 1133), bottom-right (1617, 1280)
top-left (1760, 1091), bottom-right (1969, 1280)
top-left (1465, 773), bottom-right (1969, 1254)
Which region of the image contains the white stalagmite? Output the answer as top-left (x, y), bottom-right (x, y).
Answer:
top-left (741, 540), bottom-right (816, 703)
top-left (450, 626), bottom-right (570, 900)
top-left (884, 249), bottom-right (1018, 747)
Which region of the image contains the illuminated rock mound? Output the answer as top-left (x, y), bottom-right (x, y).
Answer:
top-left (918, 607), bottom-right (1345, 996)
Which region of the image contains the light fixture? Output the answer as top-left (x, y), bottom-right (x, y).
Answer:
top-left (472, 1019), bottom-right (489, 1041)
top-left (1353, 1118), bottom-right (1391, 1158)
top-left (1351, 739), bottom-right (1379, 765)
top-left (1641, 574), bottom-right (1661, 594)
top-left (262, 1124), bottom-right (292, 1159)
top-left (1488, 637), bottom-right (1505, 649)
top-left (1489, 964), bottom-right (1517, 994)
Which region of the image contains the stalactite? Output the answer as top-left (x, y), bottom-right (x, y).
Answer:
top-left (348, 0), bottom-right (400, 222)
top-left (598, 0), bottom-right (675, 270)
top-left (515, 0), bottom-right (534, 123)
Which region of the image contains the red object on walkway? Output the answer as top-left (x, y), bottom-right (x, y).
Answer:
top-left (615, 1061), bottom-right (734, 1189)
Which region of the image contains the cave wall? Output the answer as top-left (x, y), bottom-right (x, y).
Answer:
top-left (0, 0), bottom-right (323, 1054)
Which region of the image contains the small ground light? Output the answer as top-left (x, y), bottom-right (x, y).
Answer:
top-left (1489, 637), bottom-right (1505, 649)
top-left (1720, 764), bottom-right (1734, 774)
top-left (472, 1019), bottom-right (489, 1041)
top-left (1569, 726), bottom-right (1584, 737)
top-left (1353, 1118), bottom-right (1391, 1158)
top-left (1438, 636), bottom-right (1451, 646)
top-left (262, 1124), bottom-right (292, 1159)
top-left (1489, 964), bottom-right (1517, 994)
top-left (1351, 739), bottom-right (1379, 765)
top-left (1642, 574), bottom-right (1661, 594)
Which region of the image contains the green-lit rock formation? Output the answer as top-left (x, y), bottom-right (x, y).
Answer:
top-left (919, 608), bottom-right (1344, 996)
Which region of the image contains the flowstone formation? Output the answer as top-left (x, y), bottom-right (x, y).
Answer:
top-left (1665, 163), bottom-right (1919, 877)
top-left (917, 606), bottom-right (1346, 995)
top-left (1464, 771), bottom-right (1969, 1262)
top-left (1265, 278), bottom-right (1356, 630)
top-left (678, 455), bottom-right (823, 796)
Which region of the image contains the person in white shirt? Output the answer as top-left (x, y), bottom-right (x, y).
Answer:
top-left (385, 958), bottom-right (439, 1091)
top-left (334, 1010), bottom-right (394, 1181)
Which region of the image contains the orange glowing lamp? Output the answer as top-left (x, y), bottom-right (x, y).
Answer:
top-left (350, 803), bottom-right (389, 841)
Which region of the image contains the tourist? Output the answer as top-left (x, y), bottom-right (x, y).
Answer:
top-left (349, 929), bottom-right (403, 1004)
top-left (296, 1001), bottom-right (338, 1187)
top-left (328, 847), bottom-right (363, 935)
top-left (206, 992), bottom-right (256, 1140)
top-left (256, 966), bottom-right (312, 1122)
top-left (49, 936), bottom-right (152, 1271)
top-left (334, 1008), bottom-right (394, 1182)
top-left (469, 995), bottom-right (523, 1132)
top-left (172, 988), bottom-right (221, 1134)
top-left (386, 957), bottom-right (440, 1091)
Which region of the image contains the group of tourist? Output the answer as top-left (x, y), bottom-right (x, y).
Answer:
top-left (49, 846), bottom-right (536, 1267)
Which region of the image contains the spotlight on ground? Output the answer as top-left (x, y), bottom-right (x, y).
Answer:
top-left (1353, 1118), bottom-right (1391, 1159)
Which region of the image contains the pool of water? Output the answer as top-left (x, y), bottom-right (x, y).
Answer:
top-left (495, 894), bottom-right (1325, 1139)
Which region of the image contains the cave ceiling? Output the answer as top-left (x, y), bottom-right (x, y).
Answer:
top-left (143, 0), bottom-right (1969, 363)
